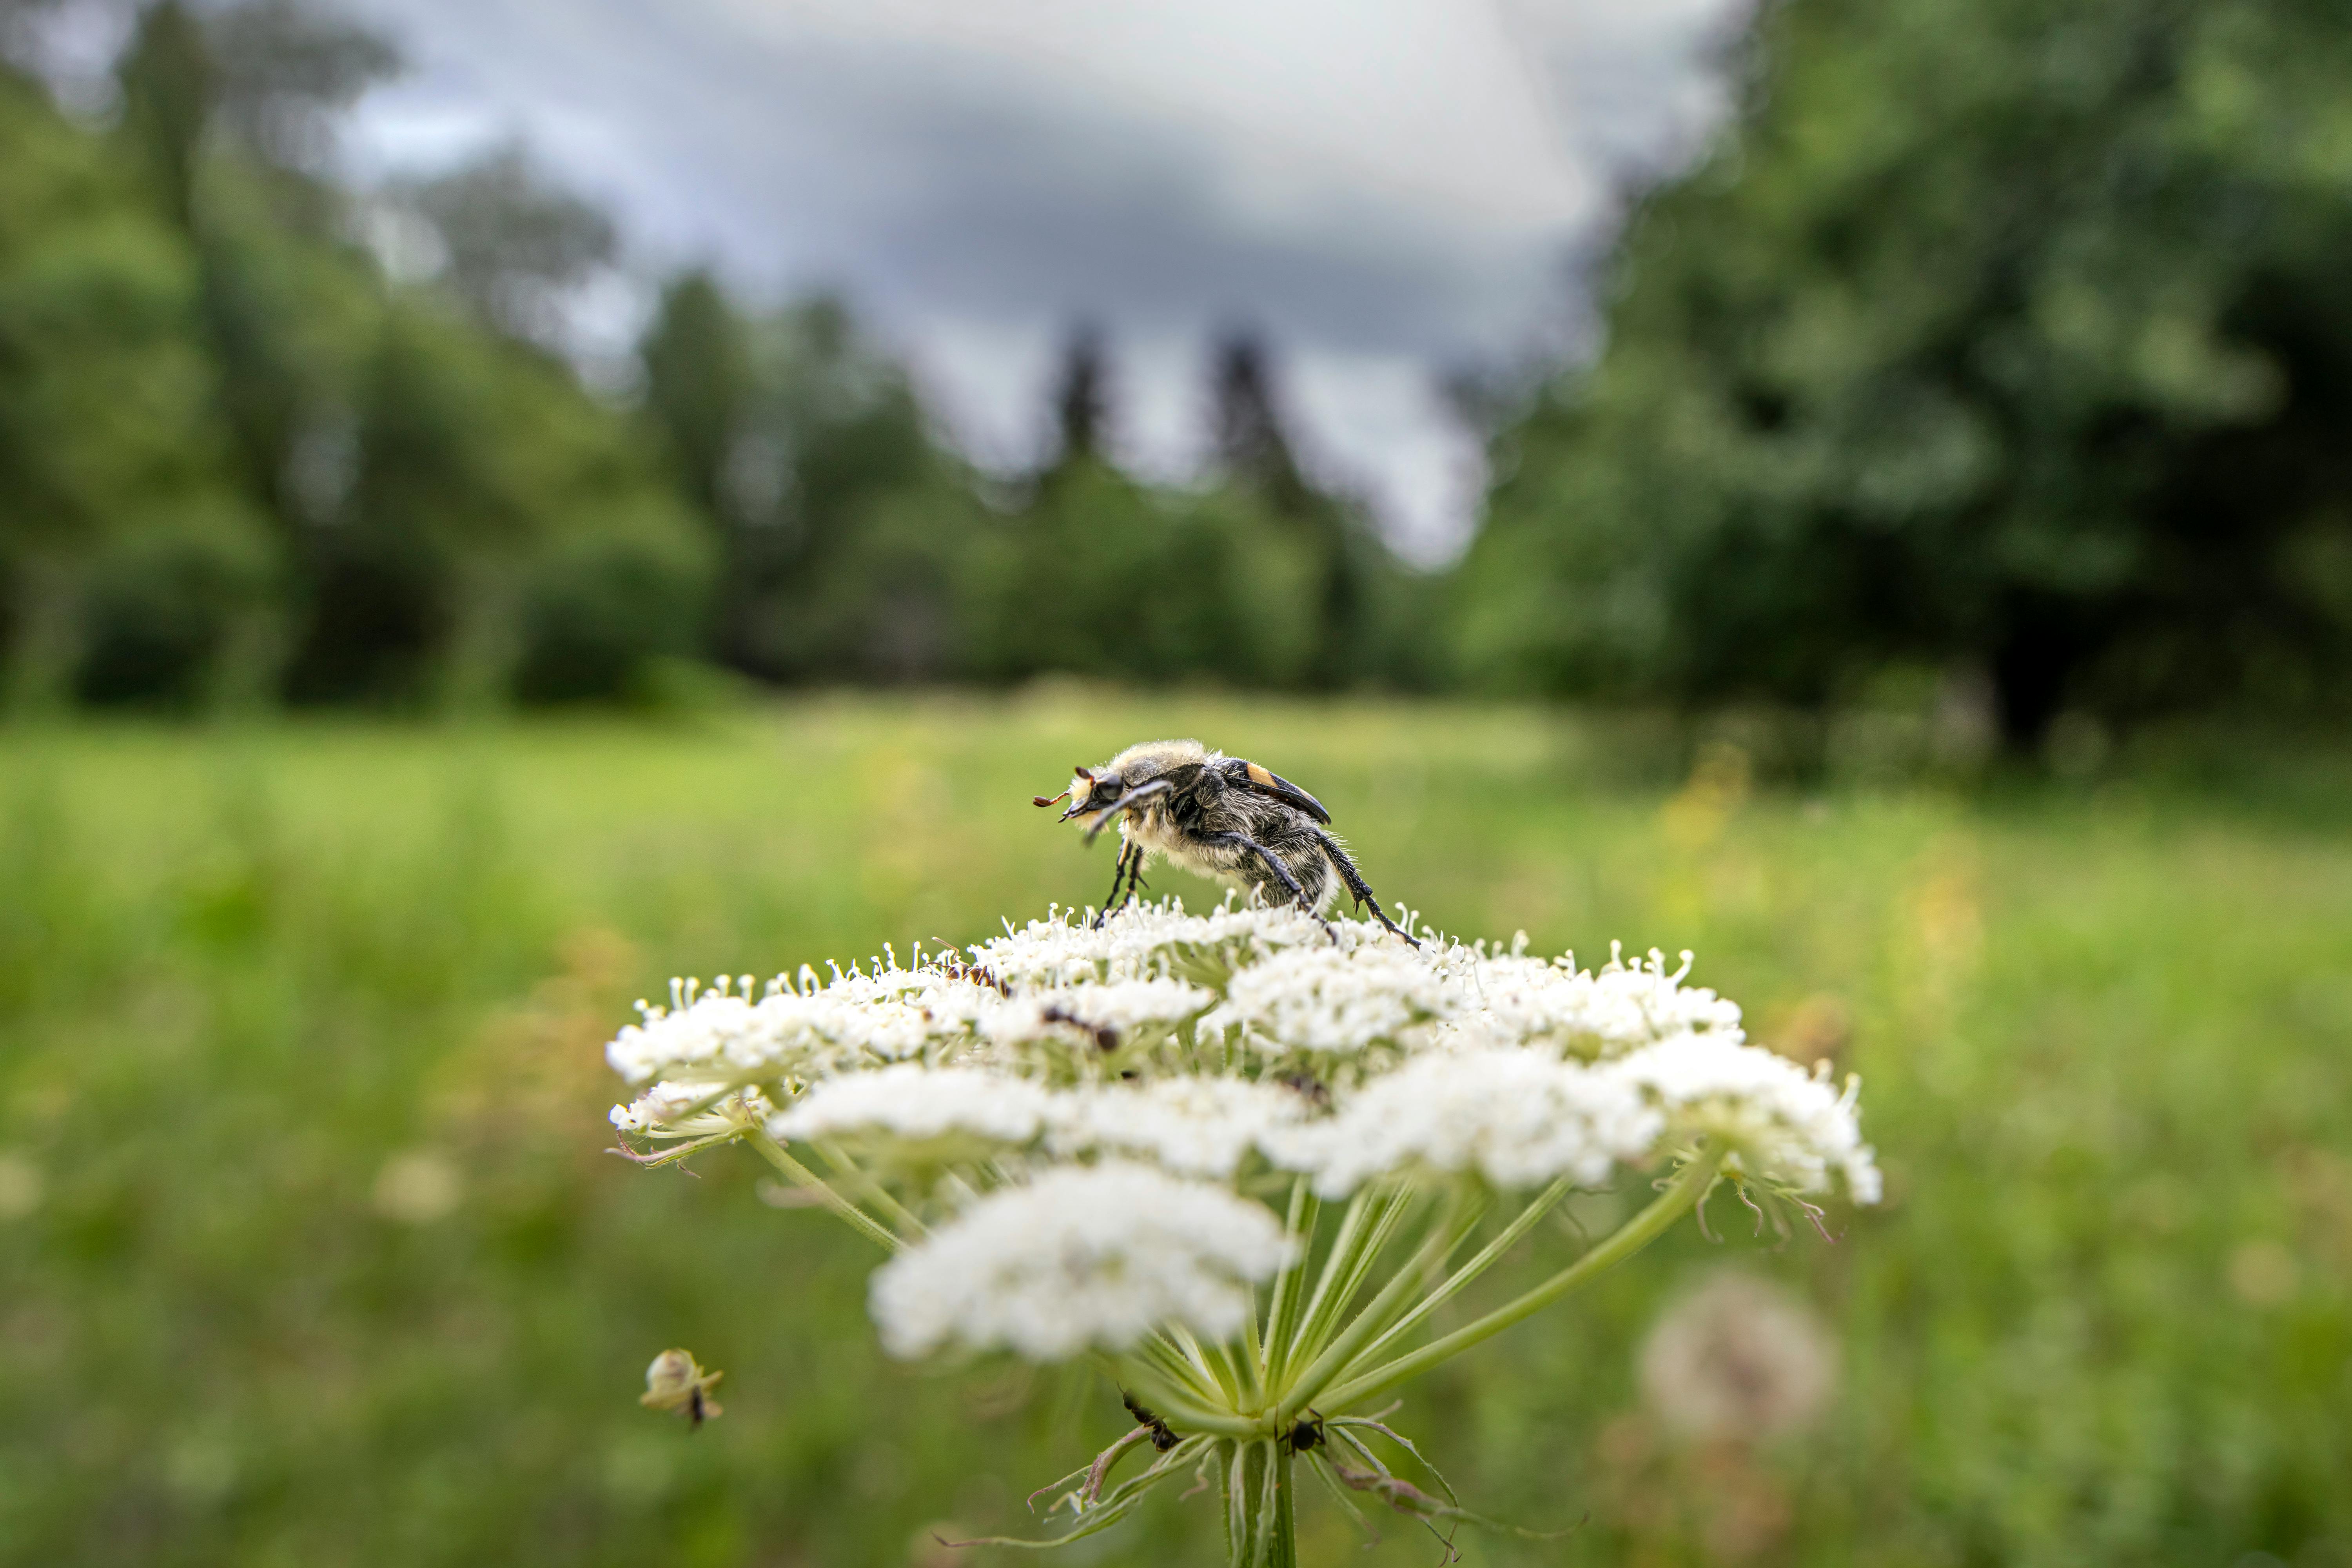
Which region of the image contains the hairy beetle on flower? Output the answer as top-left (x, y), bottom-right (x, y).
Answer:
top-left (1034, 738), bottom-right (1417, 944)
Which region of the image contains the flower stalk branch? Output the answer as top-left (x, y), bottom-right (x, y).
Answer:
top-left (1318, 1148), bottom-right (1726, 1414)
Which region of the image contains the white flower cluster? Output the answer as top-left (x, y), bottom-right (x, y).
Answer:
top-left (606, 965), bottom-right (1000, 1088)
top-left (606, 899), bottom-right (1880, 1361)
top-left (1212, 942), bottom-right (1461, 1056)
top-left (1266, 1049), bottom-right (1659, 1195)
top-left (1437, 941), bottom-right (1747, 1057)
top-left (869, 1161), bottom-right (1294, 1359)
top-left (1612, 1033), bottom-right (1884, 1203)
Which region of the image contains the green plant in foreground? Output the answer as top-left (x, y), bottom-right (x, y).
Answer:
top-left (604, 897), bottom-right (1880, 1564)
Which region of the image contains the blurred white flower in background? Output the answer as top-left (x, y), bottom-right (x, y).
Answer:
top-left (1641, 1270), bottom-right (1838, 1442)
top-left (370, 1148), bottom-right (462, 1224)
top-left (0, 1152), bottom-right (44, 1221)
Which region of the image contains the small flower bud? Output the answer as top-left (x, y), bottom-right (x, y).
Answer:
top-left (640, 1348), bottom-right (724, 1427)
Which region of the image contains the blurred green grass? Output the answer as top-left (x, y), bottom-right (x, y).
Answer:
top-left (2, 695), bottom-right (2348, 1568)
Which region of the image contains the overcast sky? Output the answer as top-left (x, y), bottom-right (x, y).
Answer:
top-left (325, 0), bottom-right (1743, 561)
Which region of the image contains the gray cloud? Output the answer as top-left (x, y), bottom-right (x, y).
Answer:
top-left (339, 0), bottom-right (1738, 555)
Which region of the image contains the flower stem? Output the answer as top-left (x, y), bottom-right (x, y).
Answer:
top-left (1336, 1175), bottom-right (1568, 1382)
top-left (1259, 1180), bottom-right (1318, 1386)
top-left (1270, 1444), bottom-right (1298, 1568)
top-left (1223, 1440), bottom-right (1297, 1568)
top-left (745, 1128), bottom-right (904, 1253)
top-left (1276, 1216), bottom-right (1462, 1422)
top-left (1317, 1150), bottom-right (1725, 1413)
top-left (810, 1138), bottom-right (930, 1238)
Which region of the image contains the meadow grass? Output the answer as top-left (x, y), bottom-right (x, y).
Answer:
top-left (1, 695), bottom-right (2347, 1567)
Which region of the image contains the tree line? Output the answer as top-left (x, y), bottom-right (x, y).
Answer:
top-left (6, 0), bottom-right (2347, 747)
top-left (0, 0), bottom-right (1428, 717)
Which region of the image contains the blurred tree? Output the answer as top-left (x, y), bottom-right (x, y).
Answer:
top-left (1209, 328), bottom-right (1415, 689)
top-left (641, 269), bottom-right (752, 526)
top-left (1209, 330), bottom-right (1313, 515)
top-left (15, 3), bottom-right (1465, 712)
top-left (750, 299), bottom-right (977, 682)
top-left (965, 322), bottom-right (1143, 682)
top-left (94, 0), bottom-right (404, 708)
top-left (964, 323), bottom-right (1343, 689)
top-left (641, 289), bottom-right (974, 684)
top-left (403, 143), bottom-right (617, 346)
top-left (318, 302), bottom-right (707, 711)
top-left (209, 0), bottom-right (400, 179)
top-left (1051, 319), bottom-right (1109, 467)
top-left (0, 63), bottom-right (270, 714)
top-left (1457, 0), bottom-right (2352, 746)
top-left (638, 267), bottom-right (759, 671)
top-left (114, 0), bottom-right (215, 232)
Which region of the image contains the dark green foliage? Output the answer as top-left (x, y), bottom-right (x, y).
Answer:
top-left (640, 270), bottom-right (751, 528)
top-left (0, 65), bottom-right (269, 713)
top-left (1458, 0), bottom-right (2352, 745)
top-left (741, 301), bottom-right (972, 682)
top-left (2, 14), bottom-right (706, 713)
top-left (946, 325), bottom-right (1430, 692)
top-left (114, 1), bottom-right (216, 230)
top-left (297, 303), bottom-right (709, 710)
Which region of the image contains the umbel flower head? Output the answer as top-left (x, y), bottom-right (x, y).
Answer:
top-left (604, 897), bottom-right (1881, 1561)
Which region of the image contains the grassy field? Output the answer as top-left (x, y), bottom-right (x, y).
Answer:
top-left (2, 695), bottom-right (2348, 1568)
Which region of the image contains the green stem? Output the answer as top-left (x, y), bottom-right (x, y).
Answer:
top-left (1287, 1188), bottom-right (1372, 1361)
top-left (1337, 1187), bottom-right (1490, 1364)
top-left (1225, 1441), bottom-right (1296, 1568)
top-left (811, 1138), bottom-right (929, 1238)
top-left (1318, 1151), bottom-right (1724, 1413)
top-left (1157, 1325), bottom-right (1225, 1398)
top-left (1276, 1201), bottom-right (1475, 1422)
top-left (1287, 1185), bottom-right (1412, 1372)
top-left (1270, 1444), bottom-right (1297, 1568)
top-left (1336, 1176), bottom-right (1569, 1382)
top-left (1237, 1285), bottom-right (1269, 1410)
top-left (1319, 1187), bottom-right (1419, 1340)
top-left (746, 1129), bottom-right (904, 1252)
top-left (1135, 1331), bottom-right (1223, 1406)
top-left (1275, 1247), bottom-right (1433, 1423)
top-left (1260, 1181), bottom-right (1318, 1385)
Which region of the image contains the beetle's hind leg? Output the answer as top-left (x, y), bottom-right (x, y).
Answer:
top-left (1315, 831), bottom-right (1419, 947)
top-left (1203, 831), bottom-right (1337, 941)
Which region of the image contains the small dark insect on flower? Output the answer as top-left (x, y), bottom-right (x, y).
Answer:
top-left (1285, 1415), bottom-right (1325, 1454)
top-left (1035, 739), bottom-right (1417, 945)
top-left (1122, 1389), bottom-right (1181, 1452)
top-left (1039, 1004), bottom-right (1118, 1052)
top-left (1276, 1071), bottom-right (1332, 1109)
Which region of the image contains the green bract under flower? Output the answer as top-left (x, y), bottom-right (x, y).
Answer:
top-left (606, 898), bottom-right (1880, 1365)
